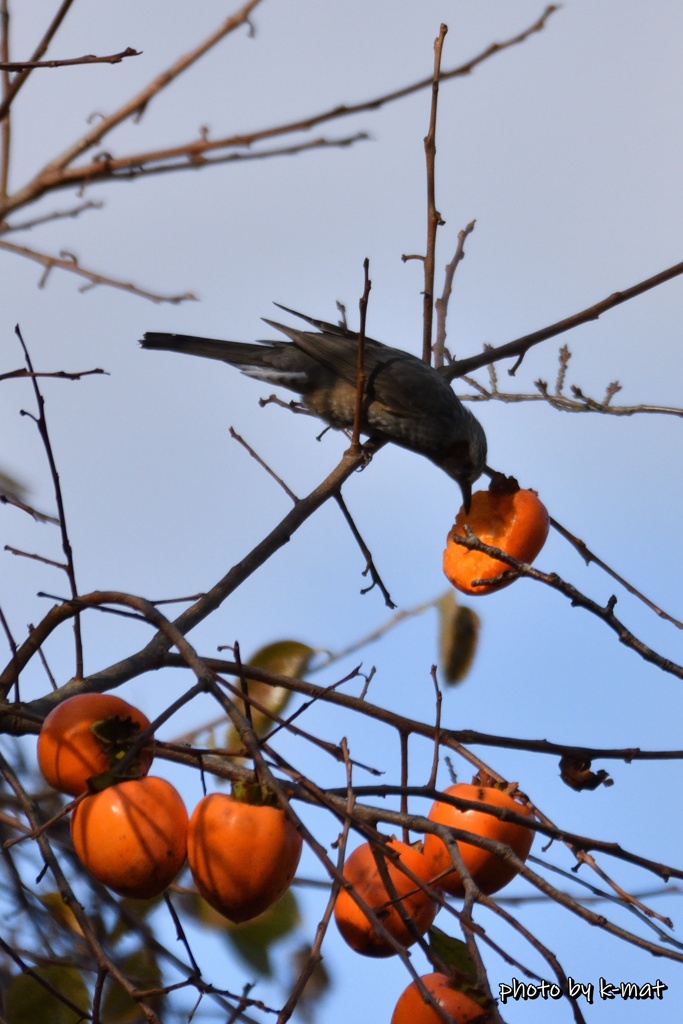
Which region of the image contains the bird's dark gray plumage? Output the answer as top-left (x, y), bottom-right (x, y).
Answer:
top-left (140, 305), bottom-right (487, 508)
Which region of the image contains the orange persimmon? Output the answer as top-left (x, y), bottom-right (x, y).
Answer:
top-left (443, 483), bottom-right (549, 595)
top-left (423, 782), bottom-right (534, 898)
top-left (38, 692), bottom-right (154, 796)
top-left (70, 776), bottom-right (188, 899)
top-left (187, 790), bottom-right (303, 924)
top-left (391, 973), bottom-right (493, 1024)
top-left (334, 838), bottom-right (439, 957)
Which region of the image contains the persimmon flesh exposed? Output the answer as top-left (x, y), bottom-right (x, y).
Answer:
top-left (443, 486), bottom-right (549, 595)
top-left (334, 838), bottom-right (439, 957)
top-left (391, 972), bottom-right (493, 1024)
top-left (423, 783), bottom-right (534, 898)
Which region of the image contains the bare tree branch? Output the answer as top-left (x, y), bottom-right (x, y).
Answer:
top-left (1, 198), bottom-right (103, 232)
top-left (0, 0), bottom-right (10, 198)
top-left (449, 530), bottom-right (683, 680)
top-left (14, 0), bottom-right (264, 194)
top-left (14, 326), bottom-right (83, 676)
top-left (433, 219), bottom-right (477, 368)
top-left (0, 0), bottom-right (76, 123)
top-left (0, 444), bottom-right (373, 697)
top-left (0, 47), bottom-right (139, 71)
top-left (464, 381), bottom-right (683, 419)
top-left (444, 259), bottom-right (683, 379)
top-left (0, 238), bottom-right (197, 302)
top-left (26, 132), bottom-right (369, 194)
top-left (1, 366), bottom-right (106, 382)
top-left (0, 5), bottom-right (555, 218)
top-left (420, 24), bottom-right (448, 364)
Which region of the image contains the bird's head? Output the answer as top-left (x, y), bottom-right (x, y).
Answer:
top-left (440, 412), bottom-right (487, 513)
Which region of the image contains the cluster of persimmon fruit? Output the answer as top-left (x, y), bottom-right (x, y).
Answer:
top-left (37, 693), bottom-right (302, 921)
top-left (443, 477), bottom-right (550, 595)
top-left (37, 697), bottom-right (536, 1020)
top-left (37, 471), bottom-right (546, 1024)
top-left (333, 775), bottom-right (535, 1022)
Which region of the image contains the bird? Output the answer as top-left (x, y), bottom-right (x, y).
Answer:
top-left (140, 305), bottom-right (487, 510)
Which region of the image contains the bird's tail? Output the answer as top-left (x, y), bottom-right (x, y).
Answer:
top-left (140, 332), bottom-right (270, 366)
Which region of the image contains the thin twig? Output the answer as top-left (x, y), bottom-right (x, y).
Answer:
top-left (0, 238), bottom-right (197, 302)
top-left (131, 5), bottom-right (555, 174)
top-left (0, 0), bottom-right (10, 198)
top-left (476, 896), bottom-right (587, 1024)
top-left (15, 325), bottom-right (83, 677)
top-left (4, 545), bottom-right (65, 569)
top-left (229, 426), bottom-right (299, 502)
top-left (451, 529), bottom-right (683, 680)
top-left (399, 729), bottom-right (409, 844)
top-left (0, 0), bottom-right (76, 123)
top-left (2, 198), bottom-right (103, 232)
top-left (316, 597), bottom-right (439, 667)
top-left (334, 491), bottom-right (395, 609)
top-left (20, 133), bottom-right (369, 199)
top-left (1, 495), bottom-right (58, 524)
top-left (550, 515), bottom-right (683, 629)
top-left (0, 47), bottom-right (139, 71)
top-left (464, 381), bottom-right (683, 418)
top-left (350, 259), bottom-right (371, 452)
top-left (433, 220), bottom-right (477, 368)
top-left (427, 665), bottom-right (442, 790)
top-left (421, 24), bottom-right (447, 364)
top-left (276, 745), bottom-right (353, 1022)
top-left (1, 367), bottom-right (106, 382)
top-left (0, 604), bottom-right (17, 698)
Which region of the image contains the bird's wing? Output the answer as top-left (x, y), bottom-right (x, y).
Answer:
top-left (270, 303), bottom-right (354, 338)
top-left (265, 309), bottom-right (457, 418)
top-left (263, 319), bottom-right (371, 376)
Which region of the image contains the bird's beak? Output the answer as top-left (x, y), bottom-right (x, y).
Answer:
top-left (460, 479), bottom-right (472, 515)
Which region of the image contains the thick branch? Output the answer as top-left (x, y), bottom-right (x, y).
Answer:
top-left (1, 446), bottom-right (371, 696)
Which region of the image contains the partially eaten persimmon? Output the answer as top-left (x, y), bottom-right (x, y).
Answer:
top-left (443, 481), bottom-right (549, 595)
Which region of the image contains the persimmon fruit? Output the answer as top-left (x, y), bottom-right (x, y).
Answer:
top-left (423, 782), bottom-right (534, 898)
top-left (70, 776), bottom-right (188, 899)
top-left (443, 483), bottom-right (549, 595)
top-left (391, 973), bottom-right (493, 1024)
top-left (334, 838), bottom-right (439, 957)
top-left (187, 790), bottom-right (303, 923)
top-left (37, 692), bottom-right (154, 796)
